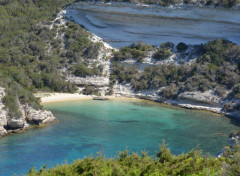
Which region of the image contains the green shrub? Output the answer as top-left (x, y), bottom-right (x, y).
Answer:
top-left (153, 48), bottom-right (172, 60)
top-left (215, 86), bottom-right (227, 98)
top-left (113, 42), bottom-right (154, 62)
top-left (223, 102), bottom-right (234, 112)
top-left (177, 42), bottom-right (188, 52)
top-left (1, 79), bottom-right (42, 118)
top-left (26, 142), bottom-right (240, 176)
top-left (159, 83), bottom-right (179, 100)
top-left (111, 64), bottom-right (139, 83)
top-left (71, 64), bottom-right (100, 78)
top-left (2, 93), bottom-right (22, 118)
top-left (83, 42), bottom-right (103, 59)
top-left (160, 42), bottom-right (174, 49)
top-left (82, 86), bottom-right (100, 95)
top-left (230, 84), bottom-right (240, 99)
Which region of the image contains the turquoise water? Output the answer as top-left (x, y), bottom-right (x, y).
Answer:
top-left (0, 99), bottom-right (240, 176)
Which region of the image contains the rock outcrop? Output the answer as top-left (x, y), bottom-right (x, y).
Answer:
top-left (172, 91), bottom-right (223, 113)
top-left (24, 105), bottom-right (56, 124)
top-left (0, 126), bottom-right (7, 136)
top-left (0, 87), bottom-right (56, 137)
top-left (112, 83), bottom-right (227, 114)
top-left (7, 118), bottom-right (25, 129)
top-left (178, 91), bottom-right (220, 105)
top-left (0, 87), bottom-right (8, 136)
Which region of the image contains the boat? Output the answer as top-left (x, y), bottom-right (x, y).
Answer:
top-left (92, 96), bottom-right (109, 100)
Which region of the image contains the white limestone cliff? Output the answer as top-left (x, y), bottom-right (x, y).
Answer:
top-left (0, 87), bottom-right (8, 136)
top-left (0, 87), bottom-right (56, 137)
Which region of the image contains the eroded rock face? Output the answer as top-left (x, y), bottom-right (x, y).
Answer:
top-left (0, 87), bottom-right (8, 136)
top-left (178, 91), bottom-right (220, 105)
top-left (0, 87), bottom-right (56, 137)
top-left (0, 126), bottom-right (7, 136)
top-left (0, 113), bottom-right (7, 131)
top-left (7, 118), bottom-right (25, 129)
top-left (25, 106), bottom-right (56, 124)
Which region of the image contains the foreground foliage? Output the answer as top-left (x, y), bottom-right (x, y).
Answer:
top-left (27, 141), bottom-right (240, 176)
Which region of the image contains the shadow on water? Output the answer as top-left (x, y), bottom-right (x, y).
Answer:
top-left (229, 118), bottom-right (240, 128)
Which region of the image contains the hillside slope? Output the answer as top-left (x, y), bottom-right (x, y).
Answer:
top-left (1, 0), bottom-right (240, 136)
top-left (0, 0), bottom-right (77, 135)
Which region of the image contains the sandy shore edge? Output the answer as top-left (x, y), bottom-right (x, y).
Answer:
top-left (34, 92), bottom-right (232, 118)
top-left (34, 92), bottom-right (234, 119)
top-left (34, 92), bottom-right (138, 104)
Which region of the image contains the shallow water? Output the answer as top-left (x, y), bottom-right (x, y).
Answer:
top-left (0, 99), bottom-right (240, 176)
top-left (66, 2), bottom-right (240, 48)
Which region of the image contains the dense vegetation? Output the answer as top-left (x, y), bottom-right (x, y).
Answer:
top-left (0, 0), bottom-right (73, 91)
top-left (0, 0), bottom-right (76, 116)
top-left (113, 42), bottom-right (176, 62)
top-left (0, 0), bottom-right (102, 92)
top-left (113, 42), bottom-right (155, 62)
top-left (1, 0), bottom-right (239, 119)
top-left (27, 140), bottom-right (240, 176)
top-left (0, 77), bottom-right (41, 118)
top-left (1, 0), bottom-right (239, 117)
top-left (71, 63), bottom-right (101, 77)
top-left (0, 0), bottom-right (105, 116)
top-left (111, 40), bottom-right (240, 108)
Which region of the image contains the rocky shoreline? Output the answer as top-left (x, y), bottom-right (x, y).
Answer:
top-left (38, 90), bottom-right (240, 120)
top-left (0, 87), bottom-right (57, 137)
top-left (1, 88), bottom-right (238, 137)
top-left (112, 84), bottom-right (240, 120)
top-left (122, 94), bottom-right (240, 120)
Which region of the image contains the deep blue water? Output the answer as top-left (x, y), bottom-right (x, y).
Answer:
top-left (66, 2), bottom-right (240, 48)
top-left (0, 99), bottom-right (240, 176)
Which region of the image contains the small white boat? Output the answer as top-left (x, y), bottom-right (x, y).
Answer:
top-left (93, 96), bottom-right (109, 100)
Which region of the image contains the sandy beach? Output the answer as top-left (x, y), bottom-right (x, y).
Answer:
top-left (34, 92), bottom-right (225, 117)
top-left (34, 92), bottom-right (138, 104)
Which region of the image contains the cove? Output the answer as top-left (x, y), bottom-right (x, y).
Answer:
top-left (66, 2), bottom-right (240, 48)
top-left (0, 99), bottom-right (240, 176)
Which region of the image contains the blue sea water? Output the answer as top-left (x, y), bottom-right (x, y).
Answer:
top-left (0, 99), bottom-right (239, 176)
top-left (66, 2), bottom-right (240, 47)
